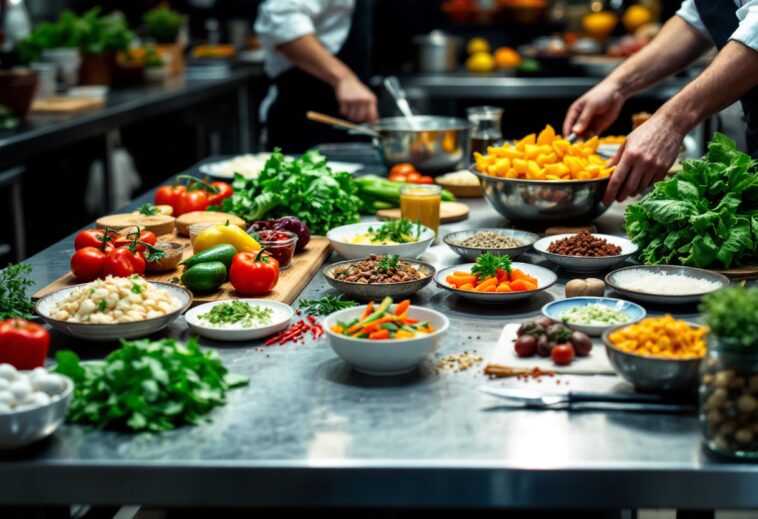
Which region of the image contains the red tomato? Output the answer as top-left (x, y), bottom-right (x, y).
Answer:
top-left (103, 248), bottom-right (146, 277)
top-left (389, 163), bottom-right (416, 178)
top-left (229, 250), bottom-right (280, 295)
top-left (514, 335), bottom-right (537, 357)
top-left (417, 176), bottom-right (435, 184)
top-left (406, 171), bottom-right (422, 183)
top-left (114, 229), bottom-right (157, 253)
top-left (154, 184), bottom-right (187, 210)
top-left (174, 190), bottom-right (211, 216)
top-left (0, 319), bottom-right (50, 370)
top-left (208, 181), bottom-right (233, 206)
top-left (551, 344), bottom-right (575, 366)
top-left (74, 229), bottom-right (120, 251)
top-left (70, 247), bottom-right (106, 281)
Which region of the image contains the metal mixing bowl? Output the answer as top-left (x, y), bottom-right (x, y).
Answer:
top-left (602, 324), bottom-right (704, 393)
top-left (370, 117), bottom-right (472, 174)
top-left (470, 166), bottom-right (611, 224)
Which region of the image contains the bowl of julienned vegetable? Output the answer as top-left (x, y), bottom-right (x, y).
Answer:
top-left (327, 220), bottom-right (435, 260)
top-left (602, 316), bottom-right (707, 393)
top-left (324, 297), bottom-right (449, 376)
top-left (542, 297), bottom-right (645, 337)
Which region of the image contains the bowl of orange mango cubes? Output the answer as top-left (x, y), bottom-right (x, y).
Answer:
top-left (471, 124), bottom-right (616, 223)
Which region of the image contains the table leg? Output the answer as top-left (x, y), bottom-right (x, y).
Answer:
top-left (237, 83), bottom-right (251, 153)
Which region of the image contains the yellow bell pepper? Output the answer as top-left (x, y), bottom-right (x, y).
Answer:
top-left (193, 223), bottom-right (260, 254)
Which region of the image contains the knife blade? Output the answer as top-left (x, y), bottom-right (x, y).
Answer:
top-left (479, 386), bottom-right (694, 406)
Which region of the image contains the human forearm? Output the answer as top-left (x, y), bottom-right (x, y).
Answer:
top-left (277, 34), bottom-right (356, 87)
top-left (604, 16), bottom-right (711, 99)
top-left (656, 40), bottom-right (758, 134)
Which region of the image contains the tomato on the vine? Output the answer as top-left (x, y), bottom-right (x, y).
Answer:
top-left (70, 247), bottom-right (107, 281)
top-left (175, 190), bottom-right (211, 216)
top-left (229, 250), bottom-right (280, 295)
top-left (208, 181), bottom-right (233, 206)
top-left (114, 228), bottom-right (157, 253)
top-left (74, 229), bottom-right (120, 251)
top-left (103, 248), bottom-right (146, 277)
top-left (154, 184), bottom-right (186, 209)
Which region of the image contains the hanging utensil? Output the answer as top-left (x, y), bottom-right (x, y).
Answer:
top-left (306, 111), bottom-right (380, 139)
top-left (383, 76), bottom-right (420, 130)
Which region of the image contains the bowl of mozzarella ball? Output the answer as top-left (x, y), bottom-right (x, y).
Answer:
top-left (0, 364), bottom-right (73, 449)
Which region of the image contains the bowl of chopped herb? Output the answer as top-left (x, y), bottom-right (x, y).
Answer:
top-left (184, 299), bottom-right (293, 341)
top-left (327, 220), bottom-right (435, 260)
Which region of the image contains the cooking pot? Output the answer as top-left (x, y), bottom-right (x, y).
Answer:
top-left (413, 31), bottom-right (460, 73)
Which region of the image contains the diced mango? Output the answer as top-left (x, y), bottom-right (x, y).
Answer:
top-left (537, 124), bottom-right (555, 145)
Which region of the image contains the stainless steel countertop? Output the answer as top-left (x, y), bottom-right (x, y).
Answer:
top-left (398, 73), bottom-right (687, 100)
top-left (8, 164), bottom-right (758, 509)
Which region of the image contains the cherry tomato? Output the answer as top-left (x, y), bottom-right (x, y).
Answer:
top-left (417, 176), bottom-right (435, 184)
top-left (551, 344), bottom-right (575, 366)
top-left (388, 173), bottom-right (407, 182)
top-left (74, 229), bottom-right (120, 251)
top-left (103, 248), bottom-right (146, 278)
top-left (514, 334), bottom-right (537, 357)
top-left (406, 171), bottom-right (422, 183)
top-left (389, 163), bottom-right (416, 178)
top-left (0, 319), bottom-right (50, 370)
top-left (114, 229), bottom-right (157, 253)
top-left (175, 190), bottom-right (211, 216)
top-left (229, 250), bottom-right (280, 295)
top-left (154, 184), bottom-right (187, 211)
top-left (70, 247), bottom-right (106, 281)
top-left (208, 181), bottom-right (234, 206)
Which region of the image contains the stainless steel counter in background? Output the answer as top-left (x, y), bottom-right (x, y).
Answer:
top-left (6, 158), bottom-right (757, 510)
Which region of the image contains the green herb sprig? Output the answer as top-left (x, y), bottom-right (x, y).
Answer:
top-left (471, 252), bottom-right (511, 279)
top-left (377, 255), bottom-right (400, 272)
top-left (53, 338), bottom-right (248, 432)
top-left (299, 295), bottom-right (357, 316)
top-left (138, 203), bottom-right (160, 216)
top-left (199, 300), bottom-right (273, 328)
top-left (370, 218), bottom-right (421, 244)
top-left (0, 263), bottom-right (35, 320)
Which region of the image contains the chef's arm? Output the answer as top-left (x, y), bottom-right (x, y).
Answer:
top-left (564, 16), bottom-right (711, 136)
top-left (277, 34), bottom-right (377, 123)
top-left (604, 40), bottom-right (758, 204)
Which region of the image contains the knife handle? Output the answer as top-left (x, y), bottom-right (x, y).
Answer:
top-left (568, 391), bottom-right (692, 404)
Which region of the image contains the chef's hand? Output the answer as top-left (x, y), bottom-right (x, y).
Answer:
top-left (603, 114), bottom-right (683, 205)
top-left (335, 76), bottom-right (378, 124)
top-left (563, 81), bottom-right (625, 138)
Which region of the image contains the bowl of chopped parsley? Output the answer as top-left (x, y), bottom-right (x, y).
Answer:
top-left (184, 299), bottom-right (294, 341)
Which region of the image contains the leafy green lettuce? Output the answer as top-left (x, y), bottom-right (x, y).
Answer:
top-left (624, 133), bottom-right (758, 268)
top-left (220, 149), bottom-right (361, 235)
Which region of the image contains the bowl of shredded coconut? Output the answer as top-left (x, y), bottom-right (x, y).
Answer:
top-left (605, 266), bottom-right (729, 305)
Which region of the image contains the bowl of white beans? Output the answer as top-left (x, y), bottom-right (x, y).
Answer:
top-left (35, 276), bottom-right (192, 341)
top-left (0, 364), bottom-right (73, 449)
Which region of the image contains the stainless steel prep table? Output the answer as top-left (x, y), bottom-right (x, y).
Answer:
top-left (8, 159), bottom-right (758, 510)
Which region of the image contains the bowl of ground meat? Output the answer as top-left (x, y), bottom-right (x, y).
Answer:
top-left (532, 231), bottom-right (638, 273)
top-left (323, 255), bottom-right (436, 300)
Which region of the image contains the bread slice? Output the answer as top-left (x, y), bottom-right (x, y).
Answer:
top-left (175, 211), bottom-right (246, 236)
top-left (96, 213), bottom-right (176, 236)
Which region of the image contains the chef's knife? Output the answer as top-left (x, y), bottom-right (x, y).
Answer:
top-left (479, 386), bottom-right (694, 406)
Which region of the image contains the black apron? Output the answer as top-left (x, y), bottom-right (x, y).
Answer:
top-left (694, 0), bottom-right (758, 157)
top-left (266, 0), bottom-right (372, 153)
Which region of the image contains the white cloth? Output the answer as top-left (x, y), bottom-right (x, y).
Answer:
top-left (677, 0), bottom-right (758, 51)
top-left (255, 0), bottom-right (355, 78)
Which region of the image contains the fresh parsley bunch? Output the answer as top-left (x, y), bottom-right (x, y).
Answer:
top-left (0, 263), bottom-right (35, 320)
top-left (701, 286), bottom-right (758, 352)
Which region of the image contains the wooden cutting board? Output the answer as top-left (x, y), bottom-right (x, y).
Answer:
top-left (31, 97), bottom-right (105, 114)
top-left (711, 265), bottom-right (758, 281)
top-left (32, 235), bottom-right (332, 306)
top-left (376, 201), bottom-right (469, 223)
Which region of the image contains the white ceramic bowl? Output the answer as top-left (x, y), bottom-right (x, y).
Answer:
top-left (35, 282), bottom-right (192, 341)
top-left (532, 233), bottom-right (638, 273)
top-left (541, 296), bottom-right (646, 337)
top-left (0, 375), bottom-right (73, 450)
top-left (605, 265), bottom-right (730, 305)
top-left (185, 299), bottom-right (294, 341)
top-left (326, 222), bottom-right (435, 260)
top-left (434, 262), bottom-right (557, 303)
top-left (324, 305), bottom-right (449, 376)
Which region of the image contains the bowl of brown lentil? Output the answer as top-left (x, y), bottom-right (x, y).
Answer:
top-left (323, 255), bottom-right (436, 300)
top-left (532, 232), bottom-right (637, 273)
top-left (442, 228), bottom-right (539, 261)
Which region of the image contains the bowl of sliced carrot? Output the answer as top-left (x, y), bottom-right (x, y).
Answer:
top-left (434, 252), bottom-right (557, 303)
top-left (324, 297), bottom-right (449, 376)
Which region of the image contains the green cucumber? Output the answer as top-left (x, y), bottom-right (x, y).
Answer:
top-left (181, 261), bottom-right (227, 293)
top-left (182, 244), bottom-right (237, 269)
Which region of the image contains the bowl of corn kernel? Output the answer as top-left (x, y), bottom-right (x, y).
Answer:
top-left (602, 315), bottom-right (708, 392)
top-left (471, 125), bottom-right (615, 223)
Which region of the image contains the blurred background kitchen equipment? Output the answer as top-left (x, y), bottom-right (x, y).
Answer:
top-left (413, 30), bottom-right (460, 73)
top-left (467, 106), bottom-right (503, 157)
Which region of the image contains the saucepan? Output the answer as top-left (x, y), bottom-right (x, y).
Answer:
top-left (306, 111), bottom-right (472, 174)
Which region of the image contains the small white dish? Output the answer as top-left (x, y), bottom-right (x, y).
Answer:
top-left (35, 283), bottom-right (192, 342)
top-left (327, 222), bottom-right (435, 260)
top-left (532, 233), bottom-right (638, 273)
top-left (434, 262), bottom-right (557, 303)
top-left (185, 299), bottom-right (294, 341)
top-left (0, 375), bottom-right (73, 450)
top-left (541, 296), bottom-right (646, 337)
top-left (324, 305), bottom-right (449, 376)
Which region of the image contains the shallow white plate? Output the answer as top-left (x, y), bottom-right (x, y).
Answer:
top-left (185, 299), bottom-right (294, 341)
top-left (532, 233), bottom-right (638, 273)
top-left (605, 265), bottom-right (730, 305)
top-left (199, 153), bottom-right (363, 179)
top-left (327, 222), bottom-right (436, 260)
top-left (35, 283), bottom-right (192, 342)
top-left (434, 262), bottom-right (557, 303)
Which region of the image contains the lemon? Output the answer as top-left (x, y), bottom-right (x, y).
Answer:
top-left (466, 52), bottom-right (495, 73)
top-left (623, 5), bottom-right (653, 33)
top-left (467, 37), bottom-right (490, 55)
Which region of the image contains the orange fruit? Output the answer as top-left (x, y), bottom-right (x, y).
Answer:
top-left (494, 47), bottom-right (521, 69)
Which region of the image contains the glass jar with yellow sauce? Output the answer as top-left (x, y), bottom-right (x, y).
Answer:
top-left (400, 185), bottom-right (441, 241)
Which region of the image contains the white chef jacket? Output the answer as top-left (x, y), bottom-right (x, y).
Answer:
top-left (677, 0), bottom-right (758, 50)
top-left (255, 0), bottom-right (356, 78)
